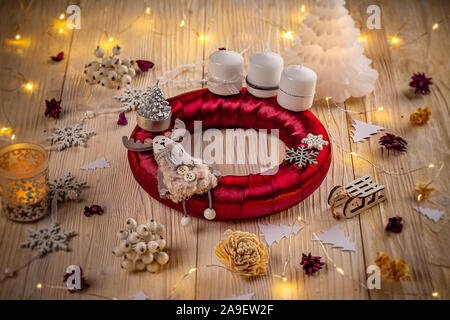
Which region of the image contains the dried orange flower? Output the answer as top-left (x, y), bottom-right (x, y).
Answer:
top-left (415, 183), bottom-right (434, 201)
top-left (410, 106), bottom-right (431, 125)
top-left (214, 229), bottom-right (269, 275)
top-left (375, 251), bottom-right (410, 281)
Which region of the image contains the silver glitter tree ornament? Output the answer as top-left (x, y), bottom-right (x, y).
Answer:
top-left (136, 83), bottom-right (172, 132)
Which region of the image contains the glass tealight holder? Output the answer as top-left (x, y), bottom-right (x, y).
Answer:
top-left (0, 143), bottom-right (49, 222)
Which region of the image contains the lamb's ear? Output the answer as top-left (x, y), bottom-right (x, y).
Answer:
top-left (170, 118), bottom-right (187, 142)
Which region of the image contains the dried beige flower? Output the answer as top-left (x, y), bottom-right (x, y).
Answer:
top-left (375, 251), bottom-right (410, 281)
top-left (214, 229), bottom-right (269, 275)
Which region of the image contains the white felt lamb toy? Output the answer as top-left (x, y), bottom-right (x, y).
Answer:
top-left (123, 119), bottom-right (220, 225)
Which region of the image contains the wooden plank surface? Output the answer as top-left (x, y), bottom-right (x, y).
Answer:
top-left (0, 0), bottom-right (448, 300)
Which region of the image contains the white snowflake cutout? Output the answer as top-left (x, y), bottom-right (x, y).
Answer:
top-left (48, 172), bottom-right (87, 202)
top-left (114, 85), bottom-right (151, 111)
top-left (285, 145), bottom-right (318, 168)
top-left (46, 122), bottom-right (95, 151)
top-left (302, 133), bottom-right (329, 150)
top-left (20, 223), bottom-right (77, 258)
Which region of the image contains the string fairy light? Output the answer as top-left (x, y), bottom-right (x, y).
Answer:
top-left (283, 31), bottom-right (294, 39)
top-left (0, 67), bottom-right (33, 93)
top-left (325, 97), bottom-right (444, 179)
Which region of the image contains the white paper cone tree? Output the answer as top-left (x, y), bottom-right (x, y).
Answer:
top-left (283, 0), bottom-right (378, 103)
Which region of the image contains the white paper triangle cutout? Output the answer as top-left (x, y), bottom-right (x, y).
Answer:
top-left (313, 224), bottom-right (356, 251)
top-left (413, 206), bottom-right (445, 223)
top-left (258, 223), bottom-right (303, 247)
top-left (81, 157), bottom-right (110, 170)
top-left (351, 119), bottom-right (385, 143)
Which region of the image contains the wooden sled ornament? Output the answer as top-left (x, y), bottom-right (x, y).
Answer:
top-left (328, 176), bottom-right (386, 218)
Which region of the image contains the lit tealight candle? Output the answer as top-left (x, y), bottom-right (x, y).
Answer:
top-left (277, 65), bottom-right (317, 112)
top-left (246, 49), bottom-right (283, 98)
top-left (207, 44), bottom-right (244, 96)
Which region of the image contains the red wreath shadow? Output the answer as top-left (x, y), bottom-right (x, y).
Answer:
top-left (128, 88), bottom-right (331, 220)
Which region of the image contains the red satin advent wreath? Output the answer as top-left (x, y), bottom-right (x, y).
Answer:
top-left (128, 88), bottom-right (331, 220)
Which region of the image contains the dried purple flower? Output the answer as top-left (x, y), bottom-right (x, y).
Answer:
top-left (117, 112), bottom-right (128, 125)
top-left (385, 216), bottom-right (403, 233)
top-left (51, 52), bottom-right (64, 62)
top-left (300, 253), bottom-right (325, 276)
top-left (379, 133), bottom-right (407, 152)
top-left (136, 60), bottom-right (154, 72)
top-left (84, 205), bottom-right (104, 217)
top-left (63, 265), bottom-right (89, 293)
top-left (409, 72), bottom-right (433, 94)
top-left (45, 98), bottom-right (62, 119)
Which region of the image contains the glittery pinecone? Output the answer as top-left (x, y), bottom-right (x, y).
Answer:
top-left (300, 253), bottom-right (325, 276)
top-left (409, 72), bottom-right (432, 94)
top-left (379, 133), bottom-right (407, 152)
top-left (45, 98), bottom-right (62, 119)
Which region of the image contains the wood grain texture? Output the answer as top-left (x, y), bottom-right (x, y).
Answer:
top-left (0, 0), bottom-right (448, 300)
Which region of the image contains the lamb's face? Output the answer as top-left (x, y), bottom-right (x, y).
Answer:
top-left (152, 135), bottom-right (174, 154)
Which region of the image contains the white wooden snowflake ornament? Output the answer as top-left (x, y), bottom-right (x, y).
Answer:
top-left (114, 85), bottom-right (152, 111)
top-left (20, 223), bottom-right (77, 258)
top-left (302, 133), bottom-right (329, 150)
top-left (285, 145), bottom-right (318, 168)
top-left (46, 122), bottom-right (95, 151)
top-left (48, 172), bottom-right (87, 202)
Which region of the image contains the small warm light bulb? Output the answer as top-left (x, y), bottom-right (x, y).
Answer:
top-left (301, 5), bottom-right (305, 13)
top-left (349, 152), bottom-right (358, 157)
top-left (59, 13), bottom-right (65, 20)
top-left (283, 31), bottom-right (293, 39)
top-left (198, 34), bottom-right (207, 42)
top-left (36, 283), bottom-right (42, 289)
top-left (59, 28), bottom-right (64, 34)
top-left (281, 276), bottom-right (287, 282)
top-left (108, 37), bottom-right (114, 42)
top-left (180, 20), bottom-right (185, 27)
top-left (336, 267), bottom-right (345, 275)
top-left (297, 216), bottom-right (302, 221)
top-left (377, 106), bottom-right (383, 111)
top-left (146, 8), bottom-right (151, 15)
top-left (428, 163), bottom-right (435, 168)
top-left (391, 36), bottom-right (399, 44)
top-left (11, 134), bottom-right (15, 141)
top-left (325, 96), bottom-right (331, 101)
top-left (357, 35), bottom-right (366, 42)
top-left (15, 34), bottom-right (21, 40)
top-left (24, 82), bottom-right (33, 91)
top-left (432, 291), bottom-right (439, 297)
top-left (188, 267), bottom-right (197, 274)
top-left (432, 23), bottom-right (439, 30)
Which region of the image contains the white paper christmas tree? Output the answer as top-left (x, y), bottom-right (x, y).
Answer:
top-left (413, 206), bottom-right (445, 223)
top-left (351, 119), bottom-right (385, 143)
top-left (313, 224), bottom-right (356, 251)
top-left (80, 157), bottom-right (110, 170)
top-left (283, 0), bottom-right (378, 102)
top-left (258, 223), bottom-right (303, 246)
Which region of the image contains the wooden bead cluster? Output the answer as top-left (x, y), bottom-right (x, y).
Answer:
top-left (112, 218), bottom-right (169, 273)
top-left (84, 45), bottom-right (138, 89)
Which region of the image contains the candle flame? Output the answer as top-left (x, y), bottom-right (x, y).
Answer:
top-left (146, 8), bottom-right (151, 15)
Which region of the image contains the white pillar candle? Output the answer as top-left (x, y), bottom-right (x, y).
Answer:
top-left (277, 65), bottom-right (317, 112)
top-left (207, 49), bottom-right (244, 96)
top-left (246, 51), bottom-right (283, 98)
